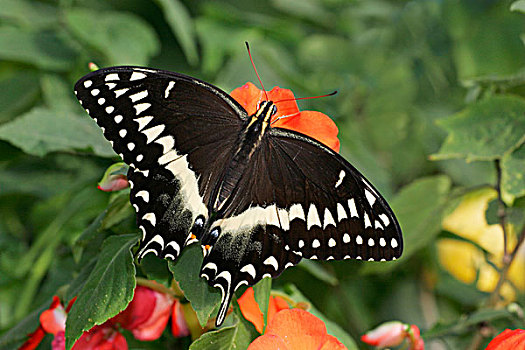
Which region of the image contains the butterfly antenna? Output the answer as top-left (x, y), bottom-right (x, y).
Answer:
top-left (245, 42), bottom-right (269, 101)
top-left (274, 90), bottom-right (338, 104)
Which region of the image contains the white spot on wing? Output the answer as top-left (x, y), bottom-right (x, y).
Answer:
top-left (323, 208), bottom-right (336, 229)
top-left (312, 239), bottom-right (320, 248)
top-left (114, 115), bottom-right (123, 123)
top-left (289, 203), bottom-right (305, 221)
top-left (337, 203), bottom-right (347, 222)
top-left (379, 214), bottom-right (390, 227)
top-left (134, 116), bottom-right (154, 131)
top-left (105, 73), bottom-right (119, 81)
top-left (328, 238), bottom-right (336, 247)
top-left (263, 256), bottom-right (279, 270)
top-left (335, 170), bottom-right (345, 188)
top-left (106, 82), bottom-right (117, 90)
top-left (165, 81), bottom-right (176, 98)
top-left (343, 233), bottom-right (350, 243)
top-left (134, 103), bottom-right (151, 115)
top-left (142, 213), bottom-right (156, 226)
top-left (365, 189), bottom-right (376, 206)
top-left (307, 203), bottom-right (321, 230)
top-left (142, 124), bottom-right (165, 143)
top-left (136, 190), bottom-right (149, 202)
top-left (130, 71), bottom-right (147, 81)
top-left (348, 198), bottom-right (358, 217)
top-left (364, 212), bottom-right (372, 228)
top-left (83, 80), bottom-right (92, 88)
top-left (368, 238), bottom-right (374, 246)
top-left (240, 264), bottom-right (256, 279)
top-left (114, 88), bottom-right (129, 98)
top-left (129, 90), bottom-right (148, 103)
top-left (391, 238), bottom-right (398, 248)
top-left (356, 235), bottom-right (363, 245)
top-left (105, 106), bottom-right (114, 114)
top-left (380, 238), bottom-right (386, 247)
top-left (91, 89), bottom-right (99, 96)
top-left (155, 136), bottom-right (175, 154)
top-left (119, 129), bottom-right (127, 138)
top-left (159, 149), bottom-right (179, 165)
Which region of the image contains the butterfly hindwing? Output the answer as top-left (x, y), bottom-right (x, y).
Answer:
top-left (74, 66), bottom-right (246, 260)
top-left (199, 126), bottom-right (402, 324)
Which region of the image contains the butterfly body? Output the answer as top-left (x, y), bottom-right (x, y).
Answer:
top-left (74, 66), bottom-right (403, 326)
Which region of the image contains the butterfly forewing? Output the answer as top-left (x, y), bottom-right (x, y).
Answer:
top-left (74, 67), bottom-right (245, 260)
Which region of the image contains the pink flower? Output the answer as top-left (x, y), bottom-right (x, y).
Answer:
top-left (361, 321), bottom-right (424, 350)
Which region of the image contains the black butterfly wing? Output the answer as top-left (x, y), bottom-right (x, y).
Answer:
top-left (74, 66), bottom-right (247, 261)
top-left (201, 127), bottom-right (402, 325)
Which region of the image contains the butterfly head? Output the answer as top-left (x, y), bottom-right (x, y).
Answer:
top-left (255, 101), bottom-right (278, 124)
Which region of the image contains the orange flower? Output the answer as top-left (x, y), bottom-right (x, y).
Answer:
top-left (238, 287), bottom-right (290, 333)
top-left (486, 329), bottom-right (525, 349)
top-left (247, 309), bottom-right (346, 350)
top-left (230, 82), bottom-right (340, 152)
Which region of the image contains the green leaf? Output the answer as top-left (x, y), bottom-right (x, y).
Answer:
top-left (298, 260), bottom-right (338, 286)
top-left (154, 0), bottom-right (198, 66)
top-left (253, 277), bottom-right (271, 331)
top-left (189, 316), bottom-right (253, 350)
top-left (65, 233), bottom-right (139, 350)
top-left (0, 300), bottom-right (49, 350)
top-left (501, 143), bottom-right (525, 204)
top-left (0, 0), bottom-right (58, 29)
top-left (510, 0), bottom-right (525, 13)
top-left (361, 176), bottom-right (452, 273)
top-left (0, 71), bottom-right (40, 124)
top-left (41, 74), bottom-right (79, 113)
top-left (423, 307), bottom-right (517, 339)
top-left (0, 26), bottom-right (76, 71)
top-left (168, 245), bottom-right (221, 327)
top-left (431, 95), bottom-right (525, 161)
top-left (0, 107), bottom-right (115, 157)
top-left (65, 8), bottom-right (159, 66)
top-left (285, 284), bottom-right (358, 350)
top-left (100, 191), bottom-right (133, 230)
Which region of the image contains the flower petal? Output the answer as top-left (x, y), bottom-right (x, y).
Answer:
top-left (230, 82), bottom-right (265, 116)
top-left (273, 110), bottom-right (340, 152)
top-left (486, 329), bottom-right (525, 350)
top-left (19, 326), bottom-right (46, 350)
top-left (73, 326), bottom-right (128, 350)
top-left (40, 297), bottom-right (67, 335)
top-left (130, 289), bottom-right (174, 341)
top-left (238, 287), bottom-right (265, 333)
top-left (264, 309), bottom-right (346, 350)
top-left (111, 286), bottom-right (156, 329)
top-left (267, 86), bottom-right (299, 118)
top-left (247, 334), bottom-right (289, 350)
top-left (361, 321), bottom-right (406, 347)
top-left (171, 300), bottom-right (190, 338)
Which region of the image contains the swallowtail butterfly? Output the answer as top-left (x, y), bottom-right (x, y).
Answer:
top-left (74, 65), bottom-right (403, 326)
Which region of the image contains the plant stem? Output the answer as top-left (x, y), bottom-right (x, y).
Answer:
top-left (467, 160), bottom-right (525, 349)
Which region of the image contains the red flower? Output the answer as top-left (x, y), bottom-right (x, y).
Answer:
top-left (238, 287), bottom-right (290, 333)
top-left (247, 309), bottom-right (347, 350)
top-left (230, 82), bottom-right (340, 153)
top-left (486, 329), bottom-right (525, 349)
top-left (19, 285), bottom-right (189, 350)
top-left (361, 321), bottom-right (424, 350)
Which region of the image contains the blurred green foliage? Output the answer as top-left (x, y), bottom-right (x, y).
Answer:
top-left (0, 0), bottom-right (524, 349)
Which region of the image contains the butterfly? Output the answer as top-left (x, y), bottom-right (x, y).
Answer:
top-left (74, 65), bottom-right (403, 326)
